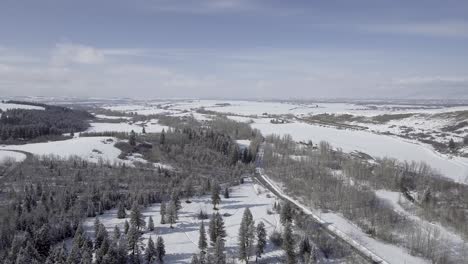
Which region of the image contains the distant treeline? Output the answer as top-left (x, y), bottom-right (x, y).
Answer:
top-left (0, 101), bottom-right (93, 142)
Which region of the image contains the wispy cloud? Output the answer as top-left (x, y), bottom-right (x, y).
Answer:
top-left (358, 21), bottom-right (468, 38)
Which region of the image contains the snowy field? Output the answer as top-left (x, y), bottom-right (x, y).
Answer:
top-left (0, 150), bottom-right (27, 163)
top-left (0, 137), bottom-right (125, 164)
top-left (83, 178), bottom-right (283, 263)
top-left (0, 102), bottom-right (44, 111)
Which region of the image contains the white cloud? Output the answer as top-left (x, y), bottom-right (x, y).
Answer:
top-left (393, 76), bottom-right (468, 85)
top-left (358, 21), bottom-right (468, 38)
top-left (51, 43), bottom-right (106, 66)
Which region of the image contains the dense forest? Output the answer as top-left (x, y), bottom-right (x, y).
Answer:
top-left (0, 116), bottom-right (258, 263)
top-left (0, 101), bottom-right (93, 143)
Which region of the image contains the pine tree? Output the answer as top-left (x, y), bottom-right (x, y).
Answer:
top-left (160, 129), bottom-right (165, 145)
top-left (238, 208), bottom-right (255, 263)
top-left (127, 225), bottom-right (141, 256)
top-left (223, 187), bottom-right (229, 199)
top-left (167, 200), bottom-right (178, 228)
top-left (213, 236), bottom-right (226, 264)
top-left (142, 126), bottom-right (146, 134)
top-left (117, 202), bottom-right (126, 219)
top-left (191, 254), bottom-right (200, 264)
top-left (170, 189), bottom-right (182, 211)
top-left (113, 225), bottom-right (121, 241)
top-left (160, 202), bottom-right (166, 224)
top-left (211, 181), bottom-right (221, 210)
top-left (298, 237), bottom-right (311, 263)
top-left (209, 212), bottom-right (226, 245)
top-left (148, 216), bottom-right (155, 231)
top-left (95, 223), bottom-right (109, 250)
top-left (145, 237), bottom-right (156, 263)
top-left (280, 202), bottom-right (293, 225)
top-left (129, 130), bottom-right (136, 146)
top-left (156, 236), bottom-right (166, 263)
top-left (124, 220), bottom-right (130, 234)
top-left (283, 222), bottom-right (296, 264)
top-left (130, 202), bottom-right (146, 231)
top-left (198, 221), bottom-right (208, 253)
top-left (449, 138), bottom-right (456, 149)
top-left (256, 221), bottom-right (267, 261)
top-left (117, 236), bottom-right (129, 264)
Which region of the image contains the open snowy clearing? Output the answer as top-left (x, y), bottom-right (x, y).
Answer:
top-left (0, 137), bottom-right (126, 164)
top-left (252, 120), bottom-right (468, 183)
top-left (0, 150), bottom-right (27, 163)
top-left (83, 178), bottom-right (283, 263)
top-left (0, 102), bottom-right (44, 111)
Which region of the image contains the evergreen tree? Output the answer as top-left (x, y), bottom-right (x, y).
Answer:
top-left (144, 237), bottom-right (156, 264)
top-left (280, 202), bottom-right (293, 225)
top-left (238, 208), bottom-right (255, 263)
top-left (298, 237), bottom-right (311, 263)
top-left (33, 223), bottom-right (51, 259)
top-left (167, 200), bottom-right (178, 228)
top-left (124, 220), bottom-right (130, 234)
top-left (213, 236), bottom-right (226, 264)
top-left (117, 202), bottom-right (126, 219)
top-left (156, 236), bottom-right (166, 263)
top-left (190, 254), bottom-right (200, 264)
top-left (256, 221), bottom-right (267, 261)
top-left (95, 223), bottom-right (109, 250)
top-left (114, 225), bottom-right (121, 241)
top-left (127, 225), bottom-right (141, 256)
top-left (160, 202), bottom-right (166, 224)
top-left (130, 202), bottom-right (146, 231)
top-left (282, 222), bottom-right (296, 264)
top-left (449, 138), bottom-right (456, 149)
top-left (116, 237), bottom-right (129, 264)
top-left (223, 187), bottom-right (229, 199)
top-left (160, 129), bottom-right (166, 145)
top-left (148, 216), bottom-right (155, 231)
top-left (170, 189), bottom-right (182, 211)
top-left (211, 181), bottom-right (221, 210)
top-left (142, 126), bottom-right (146, 134)
top-left (208, 212), bottom-right (226, 245)
top-left (129, 130), bottom-right (136, 146)
top-left (198, 221), bottom-right (208, 253)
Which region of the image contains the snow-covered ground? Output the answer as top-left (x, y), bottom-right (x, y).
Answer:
top-left (0, 137), bottom-right (125, 164)
top-left (83, 178), bottom-right (283, 263)
top-left (0, 150), bottom-right (27, 163)
top-left (0, 102), bottom-right (44, 111)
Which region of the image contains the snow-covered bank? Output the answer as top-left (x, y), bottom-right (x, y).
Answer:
top-left (252, 121), bottom-right (468, 184)
top-left (83, 179), bottom-right (283, 263)
top-left (0, 150), bottom-right (27, 163)
top-left (0, 137), bottom-right (124, 164)
top-left (0, 102), bottom-right (44, 111)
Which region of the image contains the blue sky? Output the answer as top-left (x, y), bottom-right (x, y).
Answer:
top-left (0, 0), bottom-right (467, 99)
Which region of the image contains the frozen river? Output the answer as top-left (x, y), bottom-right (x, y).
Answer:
top-left (252, 120), bottom-right (468, 184)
